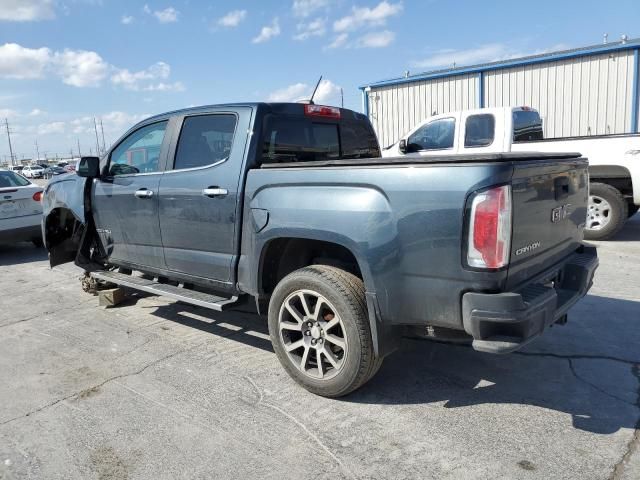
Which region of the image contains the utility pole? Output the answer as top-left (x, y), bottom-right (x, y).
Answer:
top-left (4, 118), bottom-right (15, 166)
top-left (77, 138), bottom-right (81, 158)
top-left (340, 88), bottom-right (344, 108)
top-left (35, 139), bottom-right (40, 161)
top-left (99, 118), bottom-right (106, 152)
top-left (93, 117), bottom-right (100, 155)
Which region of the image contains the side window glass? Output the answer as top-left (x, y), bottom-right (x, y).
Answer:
top-left (465, 114), bottom-right (495, 147)
top-left (174, 114), bottom-right (237, 170)
top-left (109, 121), bottom-right (167, 176)
top-left (407, 118), bottom-right (455, 151)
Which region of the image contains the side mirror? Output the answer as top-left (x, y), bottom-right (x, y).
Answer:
top-left (398, 139), bottom-right (407, 154)
top-left (76, 156), bottom-right (100, 178)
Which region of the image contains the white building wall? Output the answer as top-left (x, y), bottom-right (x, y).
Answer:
top-left (366, 49), bottom-right (636, 144)
top-left (367, 73), bottom-right (478, 147)
top-left (484, 50), bottom-right (635, 138)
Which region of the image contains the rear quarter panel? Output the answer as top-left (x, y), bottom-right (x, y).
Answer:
top-left (240, 163), bottom-right (514, 329)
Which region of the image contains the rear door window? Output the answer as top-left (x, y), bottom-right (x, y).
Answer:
top-left (173, 114), bottom-right (237, 170)
top-left (464, 114), bottom-right (495, 147)
top-left (407, 118), bottom-right (455, 151)
top-left (513, 110), bottom-right (543, 142)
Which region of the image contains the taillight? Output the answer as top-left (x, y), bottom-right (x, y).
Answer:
top-left (32, 191), bottom-right (43, 202)
top-left (304, 104), bottom-right (341, 119)
top-left (467, 185), bottom-right (512, 269)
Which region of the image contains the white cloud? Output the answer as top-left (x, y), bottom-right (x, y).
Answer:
top-left (326, 33), bottom-right (348, 49)
top-left (411, 43), bottom-right (571, 69)
top-left (217, 9), bottom-right (247, 28)
top-left (333, 1), bottom-right (402, 32)
top-left (0, 0), bottom-right (55, 22)
top-left (293, 17), bottom-right (326, 41)
top-left (0, 43), bottom-right (50, 79)
top-left (267, 83), bottom-right (308, 102)
top-left (0, 42), bottom-right (184, 91)
top-left (121, 15), bottom-right (134, 25)
top-left (111, 61), bottom-right (170, 90)
top-left (292, 0), bottom-right (329, 18)
top-left (53, 49), bottom-right (109, 87)
top-left (37, 121), bottom-right (65, 135)
top-left (28, 108), bottom-right (45, 116)
top-left (356, 30), bottom-right (394, 48)
top-left (268, 79), bottom-right (341, 104)
top-left (143, 5), bottom-right (179, 23)
top-left (253, 18), bottom-right (280, 43)
top-left (0, 108), bottom-right (18, 118)
top-left (142, 81), bottom-right (185, 92)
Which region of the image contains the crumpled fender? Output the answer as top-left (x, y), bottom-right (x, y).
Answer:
top-left (42, 174), bottom-right (87, 224)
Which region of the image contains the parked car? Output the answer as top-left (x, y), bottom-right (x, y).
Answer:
top-left (42, 102), bottom-right (597, 397)
top-left (22, 165), bottom-right (45, 178)
top-left (63, 163), bottom-right (76, 173)
top-left (383, 106), bottom-right (640, 240)
top-left (0, 170), bottom-right (44, 247)
top-left (8, 165), bottom-right (24, 173)
top-left (44, 166), bottom-right (67, 178)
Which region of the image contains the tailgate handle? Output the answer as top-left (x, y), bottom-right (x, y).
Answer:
top-left (554, 177), bottom-right (570, 200)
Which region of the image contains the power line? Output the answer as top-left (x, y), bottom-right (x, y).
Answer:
top-left (4, 118), bottom-right (15, 166)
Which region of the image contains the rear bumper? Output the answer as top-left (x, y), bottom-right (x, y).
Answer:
top-left (0, 215), bottom-right (42, 243)
top-left (462, 245), bottom-right (598, 354)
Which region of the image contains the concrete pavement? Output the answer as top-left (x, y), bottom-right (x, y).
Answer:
top-left (0, 217), bottom-right (638, 479)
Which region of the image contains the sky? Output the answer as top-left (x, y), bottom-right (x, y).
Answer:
top-left (1, 0), bottom-right (639, 161)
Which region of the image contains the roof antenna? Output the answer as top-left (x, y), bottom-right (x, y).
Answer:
top-left (309, 75), bottom-right (323, 105)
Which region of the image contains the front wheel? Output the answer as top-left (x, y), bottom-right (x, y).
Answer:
top-left (584, 183), bottom-right (628, 240)
top-left (268, 265), bottom-right (381, 397)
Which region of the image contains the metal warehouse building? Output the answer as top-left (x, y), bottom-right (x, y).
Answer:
top-left (360, 38), bottom-right (640, 147)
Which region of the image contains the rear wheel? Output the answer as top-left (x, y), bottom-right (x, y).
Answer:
top-left (584, 182), bottom-right (628, 240)
top-left (268, 265), bottom-right (381, 397)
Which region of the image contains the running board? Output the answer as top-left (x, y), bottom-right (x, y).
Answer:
top-left (90, 270), bottom-right (240, 311)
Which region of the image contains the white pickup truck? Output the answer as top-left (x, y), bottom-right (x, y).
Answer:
top-left (383, 106), bottom-right (640, 240)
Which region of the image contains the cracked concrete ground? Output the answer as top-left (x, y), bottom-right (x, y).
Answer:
top-left (0, 216), bottom-right (638, 480)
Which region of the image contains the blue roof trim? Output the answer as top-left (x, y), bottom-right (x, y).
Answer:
top-left (360, 39), bottom-right (640, 90)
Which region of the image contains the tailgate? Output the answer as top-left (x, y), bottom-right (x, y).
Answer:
top-left (506, 157), bottom-right (589, 290)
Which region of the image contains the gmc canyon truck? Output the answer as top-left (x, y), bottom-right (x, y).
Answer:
top-left (383, 106), bottom-right (640, 240)
top-left (42, 103), bottom-right (598, 397)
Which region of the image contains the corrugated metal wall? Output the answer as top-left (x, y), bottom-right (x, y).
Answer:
top-left (366, 49), bottom-right (636, 144)
top-left (484, 50), bottom-right (635, 137)
top-left (367, 73), bottom-right (478, 147)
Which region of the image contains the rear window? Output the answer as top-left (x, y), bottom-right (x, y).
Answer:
top-left (513, 110), bottom-right (543, 142)
top-left (261, 114), bottom-right (380, 164)
top-left (0, 171), bottom-right (30, 188)
top-left (465, 114), bottom-right (495, 147)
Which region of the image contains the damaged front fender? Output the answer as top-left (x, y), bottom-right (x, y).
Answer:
top-left (42, 174), bottom-right (88, 267)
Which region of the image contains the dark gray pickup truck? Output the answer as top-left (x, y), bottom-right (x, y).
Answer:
top-left (43, 102), bottom-right (598, 397)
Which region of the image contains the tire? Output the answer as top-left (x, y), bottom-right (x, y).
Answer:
top-left (584, 182), bottom-right (628, 240)
top-left (268, 265), bottom-right (381, 397)
top-left (628, 203), bottom-right (639, 218)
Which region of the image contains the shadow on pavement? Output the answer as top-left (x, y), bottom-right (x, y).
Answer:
top-left (0, 243), bottom-right (48, 266)
top-left (150, 301), bottom-right (274, 354)
top-left (147, 294), bottom-right (639, 436)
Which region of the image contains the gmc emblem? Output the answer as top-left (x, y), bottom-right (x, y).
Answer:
top-left (551, 204), bottom-right (571, 223)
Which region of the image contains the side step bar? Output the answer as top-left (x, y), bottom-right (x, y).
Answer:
top-left (90, 270), bottom-right (240, 312)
